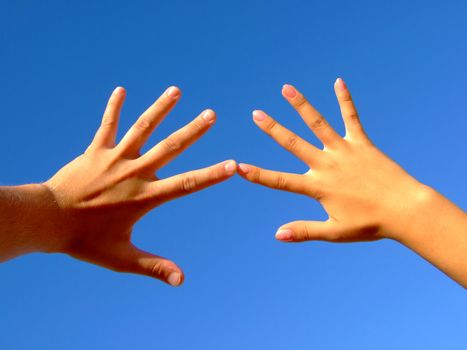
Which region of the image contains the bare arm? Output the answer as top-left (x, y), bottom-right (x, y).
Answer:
top-left (0, 86), bottom-right (236, 286)
top-left (238, 79), bottom-right (467, 288)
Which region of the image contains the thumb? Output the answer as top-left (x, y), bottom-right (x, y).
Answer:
top-left (110, 243), bottom-right (184, 287)
top-left (275, 220), bottom-right (346, 243)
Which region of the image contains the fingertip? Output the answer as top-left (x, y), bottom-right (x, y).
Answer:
top-left (237, 163), bottom-right (251, 175)
top-left (282, 84), bottom-right (297, 99)
top-left (224, 159), bottom-right (237, 175)
top-left (335, 77), bottom-right (346, 92)
top-left (167, 271), bottom-right (183, 287)
top-left (252, 110), bottom-right (266, 122)
top-left (275, 228), bottom-right (294, 242)
top-left (166, 86), bottom-right (181, 99)
top-left (202, 109), bottom-right (216, 123)
top-left (112, 86), bottom-right (126, 96)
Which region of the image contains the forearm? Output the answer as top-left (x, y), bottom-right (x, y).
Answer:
top-left (0, 184), bottom-right (64, 262)
top-left (387, 185), bottom-right (467, 288)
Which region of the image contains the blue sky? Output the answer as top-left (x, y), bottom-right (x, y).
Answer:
top-left (1, 0), bottom-right (467, 349)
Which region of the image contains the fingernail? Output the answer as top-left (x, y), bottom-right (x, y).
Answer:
top-left (335, 78), bottom-right (346, 91)
top-left (275, 229), bottom-right (293, 241)
top-left (202, 109), bottom-right (216, 123)
top-left (252, 110), bottom-right (266, 122)
top-left (238, 163), bottom-right (250, 174)
top-left (224, 160), bottom-right (236, 175)
top-left (166, 86), bottom-right (180, 99)
top-left (282, 84), bottom-right (297, 98)
top-left (168, 272), bottom-right (182, 287)
top-left (113, 86), bottom-right (123, 95)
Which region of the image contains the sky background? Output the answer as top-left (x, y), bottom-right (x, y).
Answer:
top-left (1, 0), bottom-right (467, 349)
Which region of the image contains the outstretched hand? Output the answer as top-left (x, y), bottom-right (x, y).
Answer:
top-left (238, 79), bottom-right (428, 243)
top-left (43, 86), bottom-right (236, 286)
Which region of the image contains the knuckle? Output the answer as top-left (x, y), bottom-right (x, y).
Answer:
top-left (294, 95), bottom-right (307, 109)
top-left (264, 119), bottom-right (278, 133)
top-left (180, 175), bottom-right (198, 193)
top-left (134, 117), bottom-right (151, 131)
top-left (286, 134), bottom-right (300, 151)
top-left (162, 136), bottom-right (182, 153)
top-left (274, 174), bottom-right (288, 190)
top-left (309, 117), bottom-right (325, 130)
top-left (302, 224), bottom-right (312, 241)
top-left (347, 112), bottom-right (360, 123)
top-left (341, 92), bottom-right (353, 102)
top-left (253, 168), bottom-right (262, 183)
top-left (151, 260), bottom-right (166, 277)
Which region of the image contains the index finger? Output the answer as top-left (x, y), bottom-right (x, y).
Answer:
top-left (148, 160), bottom-right (237, 203)
top-left (237, 163), bottom-right (313, 196)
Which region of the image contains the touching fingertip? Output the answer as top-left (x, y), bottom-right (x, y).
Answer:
top-left (275, 229), bottom-right (293, 241)
top-left (282, 84), bottom-right (297, 98)
top-left (237, 163), bottom-right (250, 175)
top-left (224, 160), bottom-right (237, 175)
top-left (168, 272), bottom-right (182, 287)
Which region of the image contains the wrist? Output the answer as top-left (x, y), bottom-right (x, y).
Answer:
top-left (2, 183), bottom-right (68, 256)
top-left (380, 181), bottom-right (437, 242)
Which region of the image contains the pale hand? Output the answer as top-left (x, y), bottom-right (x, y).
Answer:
top-left (238, 79), bottom-right (427, 242)
top-left (238, 79), bottom-right (467, 287)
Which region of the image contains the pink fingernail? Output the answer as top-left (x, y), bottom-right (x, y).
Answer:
top-left (275, 229), bottom-right (293, 241)
top-left (282, 84), bottom-right (297, 98)
top-left (238, 163), bottom-right (250, 174)
top-left (224, 160), bottom-right (236, 174)
top-left (252, 110), bottom-right (266, 122)
top-left (335, 78), bottom-right (346, 91)
top-left (166, 86), bottom-right (180, 99)
top-left (202, 109), bottom-right (216, 123)
top-left (168, 272), bottom-right (182, 287)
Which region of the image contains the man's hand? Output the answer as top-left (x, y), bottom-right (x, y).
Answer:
top-left (1, 86), bottom-right (236, 286)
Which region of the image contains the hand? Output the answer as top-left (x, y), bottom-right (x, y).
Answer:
top-left (238, 79), bottom-right (429, 243)
top-left (42, 86), bottom-right (236, 286)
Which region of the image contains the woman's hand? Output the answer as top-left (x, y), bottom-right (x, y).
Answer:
top-left (37, 86), bottom-right (236, 286)
top-left (238, 79), bottom-right (467, 287)
top-left (238, 79), bottom-right (433, 243)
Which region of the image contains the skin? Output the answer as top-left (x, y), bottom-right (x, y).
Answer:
top-left (238, 78), bottom-right (467, 288)
top-left (0, 86), bottom-right (237, 287)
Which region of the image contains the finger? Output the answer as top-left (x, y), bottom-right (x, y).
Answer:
top-left (237, 163), bottom-right (312, 196)
top-left (252, 110), bottom-right (322, 167)
top-left (117, 86), bottom-right (181, 156)
top-left (282, 84), bottom-right (342, 147)
top-left (92, 87), bottom-right (126, 148)
top-left (137, 109), bottom-right (216, 172)
top-left (275, 220), bottom-right (345, 242)
top-left (334, 78), bottom-right (367, 140)
top-left (111, 244), bottom-right (184, 286)
top-left (149, 160), bottom-right (237, 202)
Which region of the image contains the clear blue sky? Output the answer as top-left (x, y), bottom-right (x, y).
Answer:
top-left (1, 1), bottom-right (466, 349)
